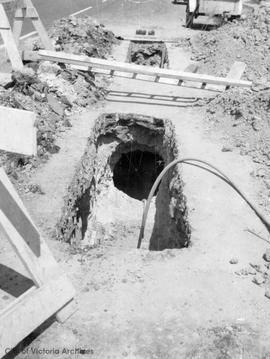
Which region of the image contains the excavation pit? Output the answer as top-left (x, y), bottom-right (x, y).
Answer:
top-left (127, 41), bottom-right (169, 68)
top-left (57, 113), bottom-right (190, 250)
top-left (113, 150), bottom-right (164, 200)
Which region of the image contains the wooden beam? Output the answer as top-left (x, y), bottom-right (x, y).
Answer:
top-left (39, 50), bottom-right (252, 88)
top-left (225, 61), bottom-right (246, 90)
top-left (0, 4), bottom-right (23, 70)
top-left (13, 6), bottom-right (27, 45)
top-left (0, 210), bottom-right (42, 286)
top-left (0, 178), bottom-right (41, 257)
top-left (0, 274), bottom-right (75, 358)
top-left (13, 0), bottom-right (54, 50)
top-left (0, 106), bottom-right (37, 156)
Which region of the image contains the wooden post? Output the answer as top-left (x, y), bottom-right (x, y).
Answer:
top-left (0, 1), bottom-right (23, 70)
top-left (13, 0), bottom-right (54, 50)
top-left (0, 168), bottom-right (76, 357)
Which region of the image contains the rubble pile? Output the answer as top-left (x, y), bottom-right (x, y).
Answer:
top-left (192, 6), bottom-right (270, 82)
top-left (129, 42), bottom-right (169, 67)
top-left (0, 69), bottom-right (68, 176)
top-left (0, 66), bottom-right (105, 158)
top-left (0, 16), bottom-right (118, 182)
top-left (48, 16), bottom-right (119, 58)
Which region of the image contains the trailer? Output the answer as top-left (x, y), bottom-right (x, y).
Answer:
top-left (185, 0), bottom-right (242, 27)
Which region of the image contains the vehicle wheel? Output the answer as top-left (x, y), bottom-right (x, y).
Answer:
top-left (185, 10), bottom-right (194, 28)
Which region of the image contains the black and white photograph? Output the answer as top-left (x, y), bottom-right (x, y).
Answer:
top-left (0, 0), bottom-right (270, 357)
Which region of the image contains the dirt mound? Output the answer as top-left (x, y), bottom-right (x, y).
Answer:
top-left (189, 6), bottom-right (270, 212)
top-left (47, 16), bottom-right (119, 58)
top-left (207, 86), bottom-right (270, 163)
top-left (206, 85), bottom-right (270, 211)
top-left (192, 6), bottom-right (270, 82)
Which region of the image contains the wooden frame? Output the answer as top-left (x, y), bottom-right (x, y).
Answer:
top-left (0, 167), bottom-right (76, 358)
top-left (12, 0), bottom-right (53, 50)
top-left (0, 1), bottom-right (23, 70)
top-left (0, 0), bottom-right (53, 71)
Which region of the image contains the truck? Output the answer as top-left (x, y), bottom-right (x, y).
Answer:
top-left (185, 0), bottom-right (242, 28)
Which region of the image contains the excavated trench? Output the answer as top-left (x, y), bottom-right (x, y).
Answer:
top-left (56, 113), bottom-right (190, 250)
top-left (127, 41), bottom-right (169, 68)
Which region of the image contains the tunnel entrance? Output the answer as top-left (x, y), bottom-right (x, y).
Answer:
top-left (57, 113), bottom-right (191, 250)
top-left (113, 150), bottom-right (164, 200)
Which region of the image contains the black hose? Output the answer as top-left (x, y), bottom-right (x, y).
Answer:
top-left (137, 158), bottom-right (270, 249)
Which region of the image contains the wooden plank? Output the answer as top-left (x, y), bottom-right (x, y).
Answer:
top-left (31, 15), bottom-right (53, 50)
top-left (39, 50), bottom-right (252, 88)
top-left (0, 4), bottom-right (23, 70)
top-left (0, 106), bottom-right (37, 156)
top-left (206, 61), bottom-right (246, 91)
top-left (13, 6), bottom-right (26, 44)
top-left (0, 168), bottom-right (40, 243)
top-left (0, 168), bottom-right (57, 279)
top-left (0, 274), bottom-right (75, 357)
top-left (0, 72), bottom-right (12, 86)
top-left (0, 2), bottom-right (9, 28)
top-left (0, 210), bottom-right (42, 285)
top-left (56, 298), bottom-right (77, 323)
top-left (225, 61), bottom-right (246, 89)
top-left (21, 49), bottom-right (40, 62)
top-left (179, 63), bottom-right (199, 87)
top-left (26, 0), bottom-right (53, 50)
top-left (0, 180), bottom-right (40, 257)
top-left (226, 61), bottom-right (246, 79)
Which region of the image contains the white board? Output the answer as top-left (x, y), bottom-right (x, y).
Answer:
top-left (0, 106), bottom-right (37, 156)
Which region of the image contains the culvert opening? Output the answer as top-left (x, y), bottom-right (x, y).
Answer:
top-left (113, 150), bottom-right (164, 200)
top-left (127, 41), bottom-right (169, 68)
top-left (57, 113), bottom-right (191, 251)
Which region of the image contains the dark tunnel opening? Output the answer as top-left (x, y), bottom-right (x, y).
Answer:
top-left (113, 150), bottom-right (164, 200)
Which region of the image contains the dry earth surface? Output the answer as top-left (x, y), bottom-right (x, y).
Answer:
top-left (1, 0), bottom-right (270, 358)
